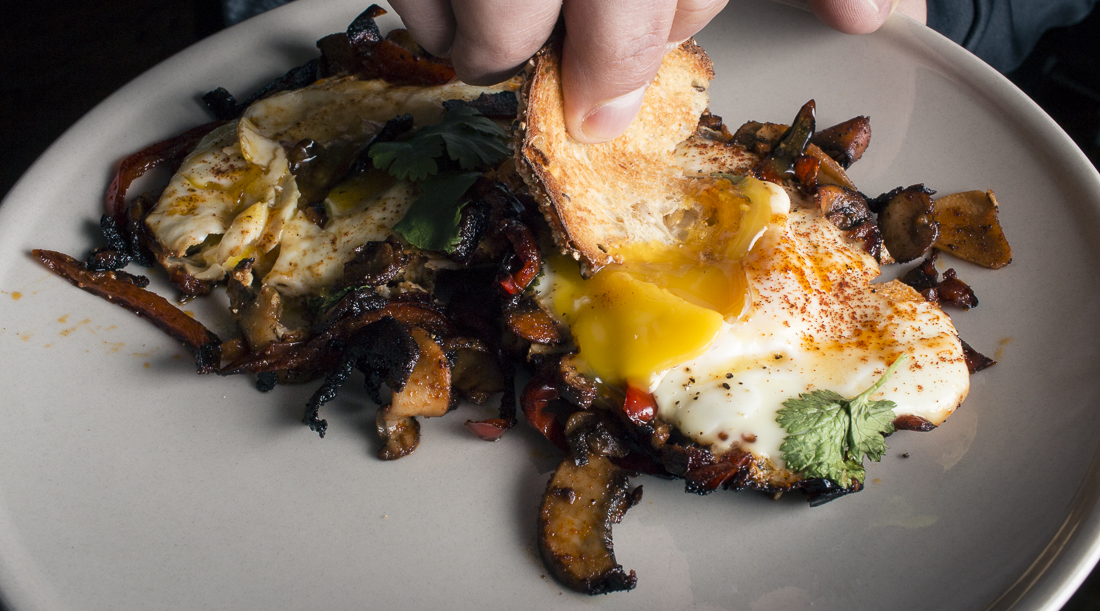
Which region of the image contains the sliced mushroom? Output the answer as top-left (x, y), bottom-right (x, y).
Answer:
top-left (342, 238), bottom-right (408, 288)
top-left (932, 190), bottom-right (1012, 269)
top-left (816, 184), bottom-right (873, 230)
top-left (504, 299), bottom-right (563, 345)
top-left (227, 260), bottom-right (303, 350)
top-left (810, 116), bottom-right (871, 169)
top-left (900, 252), bottom-right (979, 310)
top-left (373, 327), bottom-right (454, 460)
top-left (448, 340), bottom-right (505, 404)
top-left (538, 453), bottom-right (639, 595)
top-left (387, 327), bottom-right (453, 420)
top-left (805, 143), bottom-right (857, 190)
top-left (816, 185), bottom-right (884, 262)
top-left (876, 185), bottom-right (939, 263)
top-left (376, 412), bottom-right (420, 460)
top-left (558, 355), bottom-right (597, 409)
top-left (301, 316), bottom-right (420, 438)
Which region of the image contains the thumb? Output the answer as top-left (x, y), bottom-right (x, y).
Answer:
top-left (560, 0), bottom-right (678, 144)
top-left (808, 0), bottom-right (898, 35)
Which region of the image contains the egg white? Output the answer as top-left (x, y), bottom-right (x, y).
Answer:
top-left (145, 76), bottom-right (517, 297)
top-left (535, 187), bottom-right (969, 479)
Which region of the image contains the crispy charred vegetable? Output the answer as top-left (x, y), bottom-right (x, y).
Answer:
top-left (504, 298), bottom-right (562, 345)
top-left (34, 250), bottom-right (221, 372)
top-left (933, 190), bottom-right (1013, 269)
top-left (104, 121), bottom-right (225, 227)
top-left (342, 239), bottom-right (409, 288)
top-left (317, 6), bottom-right (456, 86)
top-left (375, 327), bottom-right (454, 459)
top-left (811, 116), bottom-right (871, 169)
top-left (875, 185), bottom-right (939, 263)
top-left (521, 365), bottom-right (569, 450)
top-left (901, 252), bottom-right (979, 310)
top-left (302, 317), bottom-right (420, 438)
top-left (538, 422), bottom-right (641, 597)
top-left (804, 143), bottom-right (857, 190)
top-left (960, 338), bottom-right (997, 373)
top-left (442, 91), bottom-right (521, 119)
top-left (498, 219), bottom-right (541, 295)
top-left (893, 414), bottom-right (936, 432)
top-left (203, 61), bottom-right (322, 121)
top-left (816, 185), bottom-right (883, 262)
top-left (753, 100), bottom-right (815, 185)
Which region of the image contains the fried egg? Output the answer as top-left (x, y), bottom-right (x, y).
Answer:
top-left (533, 176), bottom-right (969, 481)
top-left (145, 76), bottom-right (516, 297)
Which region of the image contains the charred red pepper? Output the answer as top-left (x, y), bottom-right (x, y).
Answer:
top-left (498, 220), bottom-right (541, 295)
top-left (34, 249), bottom-right (221, 373)
top-left (465, 419), bottom-right (511, 441)
top-left (105, 121), bottom-right (225, 226)
top-left (521, 368), bottom-right (568, 450)
top-left (622, 385), bottom-right (657, 427)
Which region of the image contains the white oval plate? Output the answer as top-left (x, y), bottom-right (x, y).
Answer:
top-left (2, 1), bottom-right (1100, 609)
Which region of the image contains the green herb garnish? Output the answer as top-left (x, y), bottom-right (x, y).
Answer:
top-left (369, 107), bottom-right (511, 181)
top-left (392, 172), bottom-right (481, 253)
top-left (775, 354), bottom-right (909, 488)
top-left (368, 107), bottom-right (510, 252)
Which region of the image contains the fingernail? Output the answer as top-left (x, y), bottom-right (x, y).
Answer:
top-left (580, 86), bottom-right (648, 143)
top-left (863, 0), bottom-right (896, 16)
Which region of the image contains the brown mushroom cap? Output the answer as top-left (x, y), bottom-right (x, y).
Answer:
top-left (876, 185), bottom-right (939, 263)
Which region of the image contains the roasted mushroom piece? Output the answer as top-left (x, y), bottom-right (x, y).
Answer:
top-left (816, 185), bottom-right (884, 262)
top-left (875, 185), bottom-right (939, 263)
top-left (932, 190), bottom-right (1012, 269)
top-left (810, 116), bottom-right (871, 169)
top-left (376, 327), bottom-right (455, 459)
top-left (538, 410), bottom-right (643, 596)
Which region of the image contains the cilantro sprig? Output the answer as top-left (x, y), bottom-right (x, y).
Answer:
top-left (369, 107), bottom-right (510, 182)
top-left (368, 107), bottom-right (510, 252)
top-left (775, 355), bottom-right (909, 488)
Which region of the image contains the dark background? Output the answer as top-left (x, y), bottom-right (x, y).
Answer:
top-left (1, 1), bottom-right (1099, 608)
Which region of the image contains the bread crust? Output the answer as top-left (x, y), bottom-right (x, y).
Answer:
top-left (517, 39), bottom-right (715, 268)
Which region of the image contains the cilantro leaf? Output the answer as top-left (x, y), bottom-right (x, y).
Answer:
top-left (392, 172), bottom-right (480, 253)
top-left (438, 130), bottom-right (511, 170)
top-left (369, 140), bottom-right (443, 182)
top-left (776, 355), bottom-right (909, 488)
top-left (368, 107), bottom-right (510, 181)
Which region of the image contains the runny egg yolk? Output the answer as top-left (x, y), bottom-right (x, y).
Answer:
top-left (548, 176), bottom-right (783, 388)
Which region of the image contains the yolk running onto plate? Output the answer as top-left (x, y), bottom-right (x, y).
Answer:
top-left (547, 176), bottom-right (779, 387)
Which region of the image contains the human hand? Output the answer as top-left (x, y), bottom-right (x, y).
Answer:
top-left (388, 0), bottom-right (927, 144)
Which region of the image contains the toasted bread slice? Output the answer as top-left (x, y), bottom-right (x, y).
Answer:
top-left (519, 40), bottom-right (756, 268)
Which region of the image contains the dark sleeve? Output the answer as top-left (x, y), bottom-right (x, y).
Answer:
top-left (926, 0), bottom-right (1099, 72)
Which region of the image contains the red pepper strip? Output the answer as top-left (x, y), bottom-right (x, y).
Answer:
top-left (34, 250), bottom-right (221, 373)
top-left (622, 385), bottom-right (658, 427)
top-left (683, 449), bottom-right (754, 494)
top-left (464, 419), bottom-right (511, 441)
top-left (793, 154), bottom-right (820, 190)
top-left (499, 220), bottom-right (541, 295)
top-left (105, 120), bottom-right (226, 225)
top-left (520, 368), bottom-right (568, 450)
